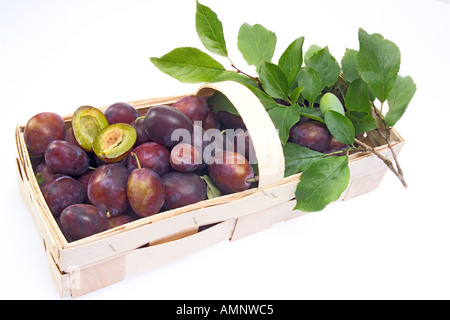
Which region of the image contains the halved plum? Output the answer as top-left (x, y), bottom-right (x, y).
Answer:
top-left (92, 123), bottom-right (137, 163)
top-left (72, 106), bottom-right (109, 151)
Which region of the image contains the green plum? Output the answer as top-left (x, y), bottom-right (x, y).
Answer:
top-left (319, 93), bottom-right (345, 116)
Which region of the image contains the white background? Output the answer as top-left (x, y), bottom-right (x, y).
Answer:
top-left (1, 0), bottom-right (449, 300)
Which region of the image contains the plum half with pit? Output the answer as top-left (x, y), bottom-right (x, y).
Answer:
top-left (208, 150), bottom-right (256, 194)
top-left (92, 123), bottom-right (137, 163)
top-left (60, 204), bottom-right (109, 241)
top-left (24, 112), bottom-right (66, 156)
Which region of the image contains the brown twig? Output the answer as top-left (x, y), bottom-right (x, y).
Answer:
top-left (354, 138), bottom-right (408, 189)
top-left (384, 129), bottom-right (404, 176)
top-left (374, 118), bottom-right (405, 178)
top-left (370, 101), bottom-right (407, 187)
top-left (231, 64), bottom-right (261, 85)
top-left (371, 101), bottom-right (382, 119)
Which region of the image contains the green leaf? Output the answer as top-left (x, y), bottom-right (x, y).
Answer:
top-left (324, 111), bottom-right (355, 144)
top-left (345, 111), bottom-right (378, 135)
top-left (357, 28), bottom-right (401, 102)
top-left (212, 71), bottom-right (259, 87)
top-left (297, 67), bottom-right (321, 105)
top-left (305, 46), bottom-right (340, 90)
top-left (258, 61), bottom-right (290, 100)
top-left (299, 107), bottom-right (324, 123)
top-left (201, 175), bottom-right (222, 199)
top-left (195, 1), bottom-right (228, 57)
top-left (268, 104), bottom-right (300, 145)
top-left (294, 155), bottom-right (350, 212)
top-left (341, 48), bottom-right (360, 83)
top-left (245, 85), bottom-right (280, 110)
top-left (208, 91), bottom-right (239, 116)
top-left (304, 44), bottom-right (322, 65)
top-left (278, 37), bottom-right (305, 86)
top-left (237, 23), bottom-right (277, 67)
top-left (36, 173), bottom-right (45, 187)
top-left (150, 47), bottom-right (225, 83)
top-left (290, 86), bottom-right (304, 105)
top-left (385, 75), bottom-right (416, 127)
top-left (283, 143), bottom-right (324, 177)
top-left (344, 78), bottom-right (371, 113)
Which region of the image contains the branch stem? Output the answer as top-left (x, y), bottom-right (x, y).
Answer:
top-left (231, 64), bottom-right (261, 85)
top-left (379, 128), bottom-right (404, 177)
top-left (370, 101), bottom-right (407, 187)
top-left (371, 101), bottom-right (382, 119)
top-left (354, 138), bottom-right (408, 189)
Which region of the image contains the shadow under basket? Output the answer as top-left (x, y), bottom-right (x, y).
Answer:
top-left (15, 81), bottom-right (405, 298)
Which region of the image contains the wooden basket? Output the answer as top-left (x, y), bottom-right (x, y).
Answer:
top-left (15, 81), bottom-right (405, 298)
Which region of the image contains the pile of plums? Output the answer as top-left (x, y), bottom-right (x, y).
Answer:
top-left (24, 96), bottom-right (257, 242)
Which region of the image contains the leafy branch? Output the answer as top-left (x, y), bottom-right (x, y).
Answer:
top-left (149, 0), bottom-right (416, 212)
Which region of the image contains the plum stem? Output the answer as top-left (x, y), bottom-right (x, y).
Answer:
top-left (131, 152), bottom-right (142, 170)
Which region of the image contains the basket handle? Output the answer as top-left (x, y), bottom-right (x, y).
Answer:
top-left (196, 81), bottom-right (285, 188)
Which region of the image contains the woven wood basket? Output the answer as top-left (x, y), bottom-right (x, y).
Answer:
top-left (15, 81), bottom-right (405, 297)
